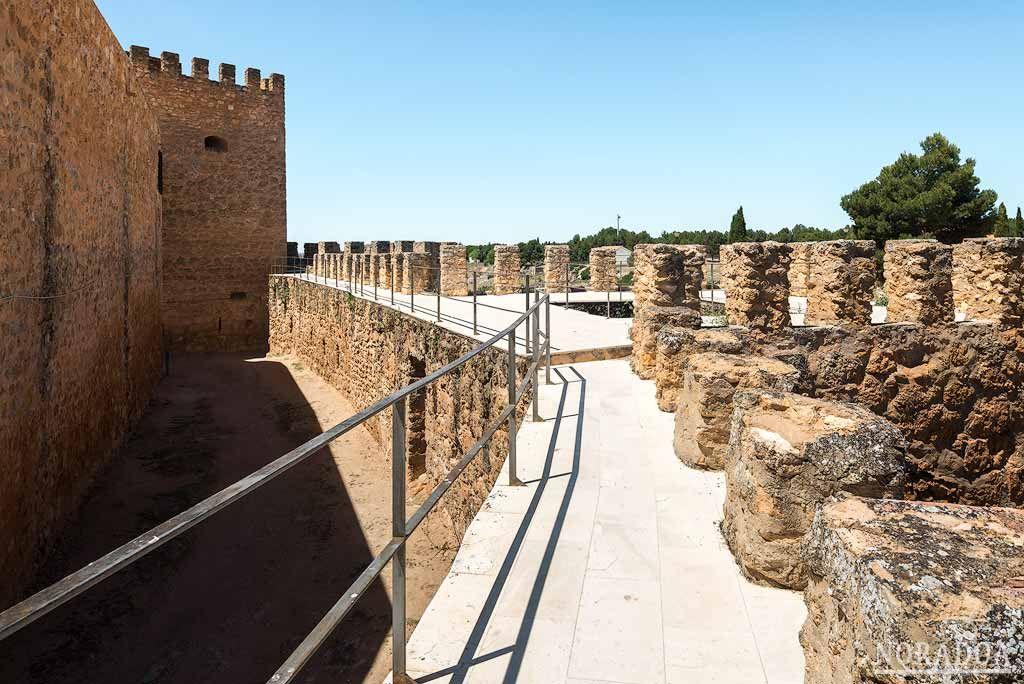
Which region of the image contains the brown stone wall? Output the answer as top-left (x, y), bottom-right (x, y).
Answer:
top-left (883, 239), bottom-right (953, 325)
top-left (268, 276), bottom-right (529, 536)
top-left (543, 245), bottom-right (570, 293)
top-left (493, 245), bottom-right (521, 295)
top-left (440, 244), bottom-right (469, 296)
top-left (720, 242), bottom-right (791, 330)
top-left (1, 0), bottom-right (163, 606)
top-left (787, 242), bottom-right (813, 297)
top-left (588, 246), bottom-right (619, 291)
top-left (952, 237), bottom-right (1024, 326)
top-left (402, 253), bottom-right (432, 294)
top-left (130, 46), bottom-right (286, 352)
top-left (632, 243), bottom-right (705, 312)
top-left (804, 240), bottom-right (876, 326)
top-left (414, 241), bottom-right (441, 291)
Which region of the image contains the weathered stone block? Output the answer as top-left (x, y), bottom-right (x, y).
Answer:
top-left (367, 240), bottom-right (390, 254)
top-left (884, 239), bottom-right (953, 325)
top-left (653, 327), bottom-right (747, 412)
top-left (720, 242), bottom-right (792, 330)
top-left (588, 246), bottom-right (620, 291)
top-left (788, 242), bottom-right (813, 297)
top-left (544, 244), bottom-right (570, 293)
top-left (632, 243), bottom-right (706, 312)
top-left (403, 252), bottom-right (431, 294)
top-left (722, 390), bottom-right (907, 589)
top-left (344, 241), bottom-right (365, 254)
top-left (630, 305), bottom-right (701, 379)
top-left (440, 244), bottom-right (469, 296)
top-left (414, 241), bottom-right (441, 290)
top-left (805, 240), bottom-right (876, 327)
top-left (672, 353), bottom-right (800, 468)
top-left (318, 241), bottom-right (341, 254)
top-left (801, 496), bottom-right (1024, 683)
top-left (493, 244), bottom-right (521, 295)
top-left (952, 237), bottom-right (1024, 326)
top-left (391, 240), bottom-right (415, 253)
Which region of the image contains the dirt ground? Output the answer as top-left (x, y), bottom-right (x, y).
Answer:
top-left (0, 353), bottom-right (457, 684)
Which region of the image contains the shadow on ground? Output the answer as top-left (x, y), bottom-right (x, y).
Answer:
top-left (0, 353), bottom-right (389, 684)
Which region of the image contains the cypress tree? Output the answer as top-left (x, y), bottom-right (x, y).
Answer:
top-left (1016, 207), bottom-right (1024, 237)
top-left (729, 206), bottom-right (748, 243)
top-left (994, 202), bottom-right (1013, 236)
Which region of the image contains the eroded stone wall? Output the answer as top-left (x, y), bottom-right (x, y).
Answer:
top-left (440, 244), bottom-right (469, 296)
top-left (543, 245), bottom-right (570, 293)
top-left (804, 240), bottom-right (876, 326)
top-left (720, 242), bottom-right (791, 329)
top-left (952, 237), bottom-right (1024, 326)
top-left (1, 0), bottom-right (163, 606)
top-left (493, 245), bottom-right (521, 295)
top-left (268, 276), bottom-right (529, 536)
top-left (131, 46), bottom-right (286, 352)
top-left (788, 242), bottom-right (813, 297)
top-left (884, 239), bottom-right (953, 325)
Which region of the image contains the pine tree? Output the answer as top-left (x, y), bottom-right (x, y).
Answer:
top-left (729, 206), bottom-right (748, 243)
top-left (1016, 207), bottom-right (1024, 237)
top-left (994, 202), bottom-right (1013, 236)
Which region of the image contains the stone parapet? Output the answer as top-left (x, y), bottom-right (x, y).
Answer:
top-left (493, 245), bottom-right (521, 295)
top-left (588, 246), bottom-right (620, 291)
top-left (367, 240), bottom-right (391, 254)
top-left (543, 244), bottom-right (570, 293)
top-left (952, 237), bottom-right (1024, 326)
top-left (318, 241), bottom-right (340, 254)
top-left (414, 241), bottom-right (441, 290)
top-left (378, 252), bottom-right (394, 288)
top-left (440, 244), bottom-right (469, 296)
top-left (632, 243), bottom-right (706, 313)
top-left (391, 240), bottom-right (415, 253)
top-left (788, 242), bottom-right (813, 297)
top-left (801, 496), bottom-right (1024, 682)
top-left (302, 242), bottom-right (319, 261)
top-left (805, 240), bottom-right (876, 326)
top-left (720, 242), bottom-right (792, 330)
top-left (630, 305), bottom-right (701, 379)
top-left (672, 353), bottom-right (800, 468)
top-left (722, 390), bottom-right (907, 589)
top-left (344, 241), bottom-right (365, 254)
top-left (653, 327), bottom-right (746, 412)
top-left (402, 252), bottom-right (431, 294)
top-left (884, 239), bottom-right (953, 325)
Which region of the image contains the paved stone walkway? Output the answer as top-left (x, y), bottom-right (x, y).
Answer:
top-left (396, 359), bottom-right (806, 684)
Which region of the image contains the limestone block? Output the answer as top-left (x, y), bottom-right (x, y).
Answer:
top-left (722, 390), bottom-right (907, 589)
top-left (720, 242), bottom-right (792, 330)
top-left (632, 243), bottom-right (706, 312)
top-left (378, 252), bottom-right (393, 287)
top-left (391, 240), bottom-right (415, 253)
top-left (672, 353), bottom-right (801, 468)
top-left (801, 496), bottom-right (1024, 683)
top-left (952, 237), bottom-right (1024, 326)
top-left (493, 244), bottom-right (521, 295)
top-left (883, 239), bottom-right (953, 325)
top-left (367, 240), bottom-right (391, 254)
top-left (588, 246), bottom-right (620, 291)
top-left (343, 241), bottom-right (365, 254)
top-left (544, 244), bottom-right (570, 293)
top-left (805, 240), bottom-right (876, 327)
top-left (630, 305), bottom-right (701, 379)
top-left (403, 252), bottom-right (431, 294)
top-left (788, 242), bottom-right (813, 297)
top-left (414, 241), bottom-right (441, 290)
top-left (440, 244), bottom-right (469, 296)
top-left (317, 240), bottom-right (340, 254)
top-left (653, 327), bottom-right (747, 412)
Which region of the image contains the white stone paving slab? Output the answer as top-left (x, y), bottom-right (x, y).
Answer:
top-left (393, 359), bottom-right (805, 684)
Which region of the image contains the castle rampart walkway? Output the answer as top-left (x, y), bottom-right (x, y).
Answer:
top-left (393, 359), bottom-right (805, 683)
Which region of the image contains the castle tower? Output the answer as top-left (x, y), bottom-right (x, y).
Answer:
top-left (129, 47), bottom-right (286, 351)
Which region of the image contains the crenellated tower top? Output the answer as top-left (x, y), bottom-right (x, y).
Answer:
top-left (127, 46), bottom-right (284, 95)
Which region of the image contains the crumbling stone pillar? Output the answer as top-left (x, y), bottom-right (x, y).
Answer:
top-left (403, 252), bottom-right (431, 294)
top-left (952, 237), bottom-right (1024, 326)
top-left (414, 241), bottom-right (441, 291)
top-left (493, 244), bottom-right (521, 295)
top-left (393, 253), bottom-right (406, 292)
top-left (342, 241), bottom-right (364, 281)
top-left (654, 327), bottom-right (747, 413)
top-left (722, 390), bottom-right (907, 589)
top-left (883, 239), bottom-right (953, 325)
top-left (588, 246), bottom-right (620, 291)
top-left (720, 242), bottom-right (791, 329)
top-left (632, 243), bottom-right (706, 312)
top-left (439, 244), bottom-right (469, 296)
top-left (787, 242), bottom-right (813, 297)
top-left (805, 240), bottom-right (876, 327)
top-left (391, 240), bottom-right (414, 254)
top-left (630, 305), bottom-right (700, 379)
top-left (672, 353), bottom-right (801, 467)
top-left (801, 496), bottom-right (1024, 683)
top-left (378, 253), bottom-right (393, 288)
top-left (312, 253), bottom-right (322, 277)
top-left (543, 244), bottom-right (570, 293)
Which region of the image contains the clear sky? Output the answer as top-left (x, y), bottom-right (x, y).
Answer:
top-left (98, 0), bottom-right (1023, 246)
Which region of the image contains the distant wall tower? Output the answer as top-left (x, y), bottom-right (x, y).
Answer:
top-left (129, 46), bottom-right (286, 351)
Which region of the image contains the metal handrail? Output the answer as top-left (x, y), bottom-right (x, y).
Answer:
top-left (0, 286), bottom-right (552, 684)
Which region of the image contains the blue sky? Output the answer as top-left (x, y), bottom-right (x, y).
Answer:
top-left (99, 0), bottom-right (1024, 245)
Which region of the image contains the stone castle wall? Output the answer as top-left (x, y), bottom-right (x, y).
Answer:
top-left (1, 0), bottom-right (163, 606)
top-left (268, 276), bottom-right (529, 536)
top-left (130, 46), bottom-right (286, 352)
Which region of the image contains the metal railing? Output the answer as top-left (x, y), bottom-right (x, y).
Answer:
top-left (0, 282), bottom-right (553, 684)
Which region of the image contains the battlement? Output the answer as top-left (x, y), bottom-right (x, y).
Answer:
top-left (127, 46), bottom-right (284, 95)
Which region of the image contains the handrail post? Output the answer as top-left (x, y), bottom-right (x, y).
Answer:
top-left (507, 330), bottom-right (523, 486)
top-left (531, 306), bottom-right (540, 422)
top-left (606, 289), bottom-right (611, 319)
top-left (472, 271), bottom-right (478, 335)
top-left (391, 257), bottom-right (395, 306)
top-left (436, 286), bottom-right (441, 323)
top-left (524, 275), bottom-right (531, 355)
top-left (545, 296), bottom-right (552, 385)
top-left (564, 263), bottom-right (569, 304)
top-left (374, 267), bottom-right (378, 301)
top-left (391, 399), bottom-right (409, 683)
